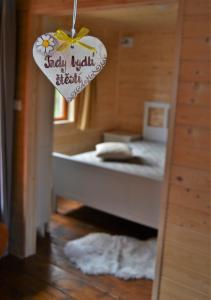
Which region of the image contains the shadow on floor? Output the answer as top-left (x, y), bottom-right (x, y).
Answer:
top-left (60, 199), bottom-right (157, 240)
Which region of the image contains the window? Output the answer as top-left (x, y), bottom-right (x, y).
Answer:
top-left (54, 89), bottom-right (75, 123)
top-left (54, 89), bottom-right (68, 121)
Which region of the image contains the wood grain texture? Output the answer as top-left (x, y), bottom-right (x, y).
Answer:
top-left (0, 201), bottom-right (154, 300)
top-left (165, 223), bottom-right (210, 256)
top-left (184, 0), bottom-right (211, 15)
top-left (166, 203), bottom-right (209, 235)
top-left (172, 145), bottom-right (209, 170)
top-left (53, 127), bottom-right (103, 154)
top-left (117, 32), bottom-right (176, 133)
top-left (183, 15), bottom-right (210, 38)
top-left (78, 4), bottom-right (178, 33)
top-left (160, 277), bottom-right (209, 300)
top-left (30, 0), bottom-right (178, 15)
top-left (162, 260), bottom-right (209, 295)
top-left (53, 12), bottom-right (177, 148)
top-left (180, 61), bottom-right (210, 82)
top-left (178, 82), bottom-right (210, 106)
top-left (163, 240), bottom-right (209, 276)
top-left (169, 184), bottom-right (210, 213)
top-left (170, 166), bottom-right (209, 191)
top-left (157, 0), bottom-right (211, 299)
top-left (174, 126), bottom-right (210, 149)
top-left (176, 103), bottom-right (209, 128)
top-left (181, 37), bottom-right (210, 61)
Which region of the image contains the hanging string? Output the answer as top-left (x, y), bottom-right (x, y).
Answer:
top-left (55, 0), bottom-right (96, 53)
top-left (71, 0), bottom-right (78, 38)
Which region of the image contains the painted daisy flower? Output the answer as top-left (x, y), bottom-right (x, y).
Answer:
top-left (36, 34), bottom-right (57, 54)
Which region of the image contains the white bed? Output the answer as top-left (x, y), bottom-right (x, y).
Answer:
top-left (52, 102), bottom-right (170, 229)
top-left (53, 140), bottom-right (166, 229)
top-left (64, 140), bottom-right (165, 181)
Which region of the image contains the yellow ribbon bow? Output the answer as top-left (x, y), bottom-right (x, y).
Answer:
top-left (54, 27), bottom-right (96, 52)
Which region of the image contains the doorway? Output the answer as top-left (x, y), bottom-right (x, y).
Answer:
top-left (23, 1), bottom-right (181, 299)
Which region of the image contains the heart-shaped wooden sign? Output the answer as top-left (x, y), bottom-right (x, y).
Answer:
top-left (33, 29), bottom-right (107, 101)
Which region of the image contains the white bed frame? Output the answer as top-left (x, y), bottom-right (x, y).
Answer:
top-left (52, 102), bottom-right (170, 229)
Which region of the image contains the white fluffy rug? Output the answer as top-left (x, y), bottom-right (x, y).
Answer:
top-left (64, 233), bottom-right (157, 280)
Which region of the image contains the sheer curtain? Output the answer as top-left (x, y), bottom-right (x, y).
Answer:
top-left (0, 0), bottom-right (16, 242)
top-left (75, 80), bottom-right (97, 130)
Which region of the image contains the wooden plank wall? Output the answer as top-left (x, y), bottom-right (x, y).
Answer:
top-left (47, 16), bottom-right (119, 154)
top-left (29, 0), bottom-right (177, 15)
top-left (158, 0), bottom-right (210, 299)
top-left (116, 31), bottom-right (176, 133)
top-left (53, 126), bottom-right (103, 154)
top-left (53, 15), bottom-right (176, 153)
top-left (91, 28), bottom-right (119, 131)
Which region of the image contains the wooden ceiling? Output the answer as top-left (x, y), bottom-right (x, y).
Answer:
top-left (78, 3), bottom-right (178, 32)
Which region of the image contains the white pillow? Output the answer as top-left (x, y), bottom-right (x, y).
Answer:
top-left (95, 142), bottom-right (133, 160)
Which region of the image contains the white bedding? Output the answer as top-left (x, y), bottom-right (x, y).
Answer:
top-left (56, 140), bottom-right (166, 182)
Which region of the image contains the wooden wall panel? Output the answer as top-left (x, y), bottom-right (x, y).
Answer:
top-left (39, 16), bottom-right (119, 153)
top-left (180, 61), bottom-right (209, 82)
top-left (176, 103), bottom-right (209, 127)
top-left (178, 82), bottom-right (210, 106)
top-left (184, 0), bottom-right (211, 15)
top-left (53, 15), bottom-right (177, 150)
top-left (90, 28), bottom-right (119, 131)
top-left (30, 0), bottom-right (177, 15)
top-left (160, 277), bottom-right (209, 300)
top-left (183, 16), bottom-right (210, 38)
top-left (162, 261), bottom-right (209, 295)
top-left (167, 203), bottom-right (209, 235)
top-left (53, 127), bottom-right (103, 154)
top-left (174, 126), bottom-right (210, 149)
top-left (169, 184), bottom-right (210, 213)
top-left (164, 240), bottom-right (209, 276)
top-left (165, 223), bottom-right (210, 255)
top-left (181, 38), bottom-right (210, 61)
top-left (170, 166), bottom-right (209, 191)
top-left (172, 145), bottom-right (209, 170)
top-left (116, 32), bottom-right (176, 133)
top-left (158, 0), bottom-right (210, 299)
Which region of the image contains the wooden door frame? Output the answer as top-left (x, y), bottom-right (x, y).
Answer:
top-left (151, 0), bottom-right (183, 298)
top-left (29, 0), bottom-right (178, 15)
top-left (22, 1), bottom-right (182, 299)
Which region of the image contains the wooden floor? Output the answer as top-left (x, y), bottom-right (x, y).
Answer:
top-left (0, 199), bottom-right (157, 300)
